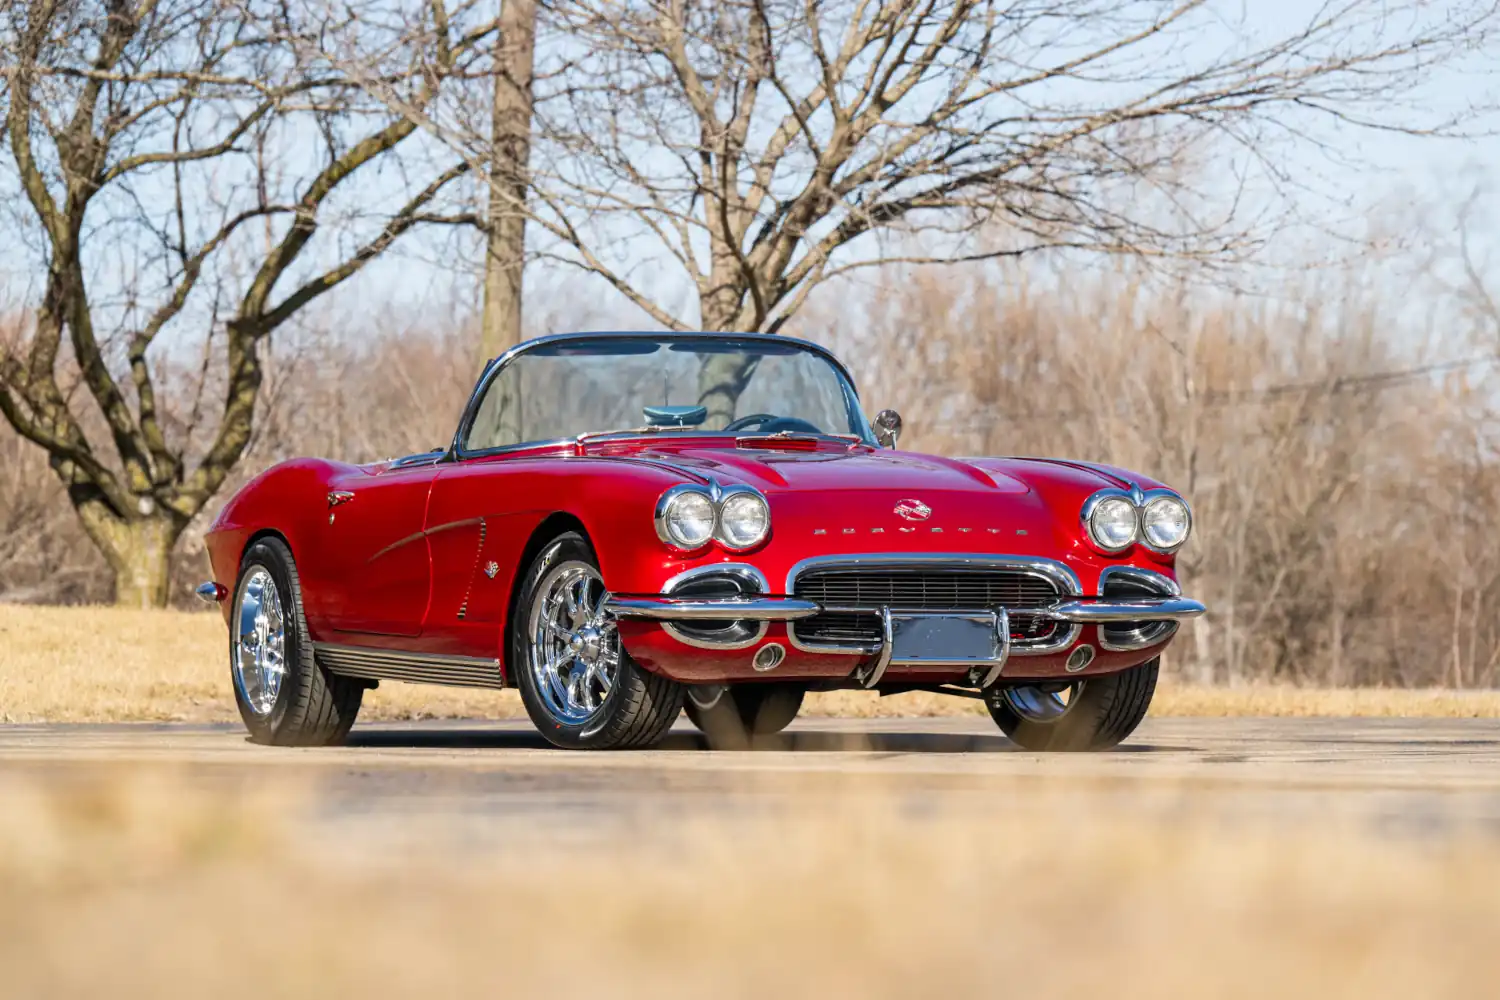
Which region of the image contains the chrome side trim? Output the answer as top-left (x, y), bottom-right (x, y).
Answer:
top-left (784, 553), bottom-right (1084, 657)
top-left (314, 643), bottom-right (504, 690)
top-left (661, 563), bottom-right (770, 650)
top-left (604, 596), bottom-right (821, 620)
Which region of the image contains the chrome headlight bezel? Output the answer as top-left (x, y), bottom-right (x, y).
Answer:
top-left (654, 481), bottom-right (772, 553)
top-left (1140, 493), bottom-right (1192, 553)
top-left (654, 485), bottom-right (717, 551)
top-left (1081, 486), bottom-right (1192, 555)
top-left (715, 486), bottom-right (771, 551)
top-left (1082, 492), bottom-right (1138, 553)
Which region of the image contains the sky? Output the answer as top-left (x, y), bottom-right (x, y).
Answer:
top-left (5, 0), bottom-right (1500, 347)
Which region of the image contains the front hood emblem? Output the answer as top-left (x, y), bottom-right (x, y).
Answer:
top-left (894, 498), bottom-right (932, 521)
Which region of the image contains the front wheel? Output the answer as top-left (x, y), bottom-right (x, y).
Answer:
top-left (231, 537), bottom-right (364, 746)
top-left (684, 683), bottom-right (805, 749)
top-left (986, 657), bottom-right (1159, 751)
top-left (511, 532), bottom-right (684, 749)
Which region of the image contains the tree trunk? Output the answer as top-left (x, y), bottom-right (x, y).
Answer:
top-left (480, 0), bottom-right (536, 365)
top-left (74, 501), bottom-right (184, 608)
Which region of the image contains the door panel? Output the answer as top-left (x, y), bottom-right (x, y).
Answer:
top-left (314, 467), bottom-right (438, 637)
top-left (421, 461), bottom-right (549, 660)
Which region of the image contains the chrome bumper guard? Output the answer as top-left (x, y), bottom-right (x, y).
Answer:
top-left (604, 594), bottom-right (1205, 688)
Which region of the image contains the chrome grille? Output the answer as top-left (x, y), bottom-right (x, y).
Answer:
top-left (791, 567), bottom-right (1063, 650)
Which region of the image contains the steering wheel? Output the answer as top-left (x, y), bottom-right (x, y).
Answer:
top-left (723, 413), bottom-right (778, 433)
top-left (724, 413), bottom-right (824, 435)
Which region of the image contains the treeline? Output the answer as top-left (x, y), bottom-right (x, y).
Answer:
top-left (3, 265), bottom-right (1497, 688)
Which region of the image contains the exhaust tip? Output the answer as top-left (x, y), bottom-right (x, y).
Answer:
top-left (752, 643), bottom-right (786, 672)
top-left (196, 582), bottom-right (228, 604)
top-left (1065, 644), bottom-right (1096, 673)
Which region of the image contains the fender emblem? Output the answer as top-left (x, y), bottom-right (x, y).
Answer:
top-left (484, 561), bottom-right (500, 579)
top-left (894, 498), bottom-right (931, 521)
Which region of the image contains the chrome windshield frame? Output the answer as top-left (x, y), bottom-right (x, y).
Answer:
top-left (447, 331), bottom-right (875, 461)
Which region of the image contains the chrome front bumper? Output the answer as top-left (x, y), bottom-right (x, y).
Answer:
top-left (603, 594), bottom-right (1205, 625)
top-left (603, 594), bottom-right (1206, 687)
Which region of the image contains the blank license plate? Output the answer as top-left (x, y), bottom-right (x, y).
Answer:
top-left (889, 613), bottom-right (1001, 664)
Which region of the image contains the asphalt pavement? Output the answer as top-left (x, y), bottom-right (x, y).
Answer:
top-left (1, 717), bottom-right (1496, 849)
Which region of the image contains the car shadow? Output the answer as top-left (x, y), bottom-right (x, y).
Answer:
top-left (342, 727), bottom-right (1169, 754)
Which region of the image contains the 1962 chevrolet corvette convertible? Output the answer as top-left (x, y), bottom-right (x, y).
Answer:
top-left (200, 332), bottom-right (1204, 751)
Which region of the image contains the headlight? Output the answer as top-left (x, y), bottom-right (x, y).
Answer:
top-left (656, 488), bottom-right (715, 550)
top-left (717, 490), bottom-right (770, 549)
top-left (1141, 494), bottom-right (1191, 551)
top-left (655, 483), bottom-right (772, 551)
top-left (1087, 495), bottom-right (1138, 551)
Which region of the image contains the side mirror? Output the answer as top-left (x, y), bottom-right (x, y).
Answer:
top-left (872, 409), bottom-right (903, 449)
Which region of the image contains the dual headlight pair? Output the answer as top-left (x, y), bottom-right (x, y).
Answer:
top-left (655, 483), bottom-right (770, 552)
top-left (1083, 487), bottom-right (1192, 553)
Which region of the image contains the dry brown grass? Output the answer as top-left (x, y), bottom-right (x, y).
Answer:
top-left (3, 604), bottom-right (1498, 723)
top-left (0, 766), bottom-right (1497, 998)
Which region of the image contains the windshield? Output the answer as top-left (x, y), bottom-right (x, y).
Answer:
top-left (460, 336), bottom-right (873, 452)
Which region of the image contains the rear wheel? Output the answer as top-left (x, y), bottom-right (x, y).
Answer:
top-left (511, 532), bottom-right (684, 749)
top-left (684, 683), bottom-right (805, 749)
top-left (231, 537), bottom-right (363, 746)
top-left (986, 657), bottom-right (1158, 751)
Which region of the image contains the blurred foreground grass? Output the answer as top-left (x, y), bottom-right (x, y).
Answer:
top-left (0, 765), bottom-right (1496, 998)
top-left (3, 603), bottom-right (1498, 722)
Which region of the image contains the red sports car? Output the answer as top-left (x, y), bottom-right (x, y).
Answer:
top-left (201, 332), bottom-right (1204, 751)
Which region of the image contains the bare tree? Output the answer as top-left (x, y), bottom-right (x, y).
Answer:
top-left (0, 0), bottom-right (486, 606)
top-left (480, 0), bottom-right (536, 360)
top-left (352, 0), bottom-right (1499, 416)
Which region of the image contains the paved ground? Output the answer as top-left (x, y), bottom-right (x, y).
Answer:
top-left (2, 717), bottom-right (1497, 847)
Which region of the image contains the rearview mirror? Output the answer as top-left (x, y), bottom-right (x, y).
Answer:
top-left (872, 409), bottom-right (903, 449)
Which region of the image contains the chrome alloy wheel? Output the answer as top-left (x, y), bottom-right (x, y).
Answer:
top-left (234, 567), bottom-right (287, 716)
top-left (527, 560), bottom-right (620, 725)
top-left (1002, 682), bottom-right (1082, 723)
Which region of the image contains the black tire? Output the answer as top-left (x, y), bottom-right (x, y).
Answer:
top-left (684, 683), bottom-right (805, 749)
top-left (986, 657), bottom-right (1159, 751)
top-left (510, 532), bottom-right (684, 749)
top-left (231, 537), bottom-right (363, 746)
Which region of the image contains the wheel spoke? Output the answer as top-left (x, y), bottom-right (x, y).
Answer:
top-left (590, 661), bottom-right (613, 697)
top-left (565, 664), bottom-right (586, 710)
top-left (545, 659), bottom-right (572, 705)
top-left (526, 558), bottom-right (626, 726)
top-left (233, 567), bottom-right (287, 719)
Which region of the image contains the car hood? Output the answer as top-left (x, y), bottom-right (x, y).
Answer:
top-left (619, 444), bottom-right (1035, 494)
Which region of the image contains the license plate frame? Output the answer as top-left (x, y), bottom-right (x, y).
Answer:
top-left (888, 611), bottom-right (1003, 665)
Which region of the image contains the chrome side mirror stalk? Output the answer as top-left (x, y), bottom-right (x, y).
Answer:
top-left (872, 409), bottom-right (903, 448)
